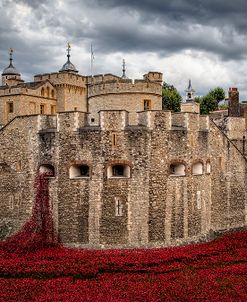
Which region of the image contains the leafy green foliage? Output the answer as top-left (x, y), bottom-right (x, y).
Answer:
top-left (197, 87), bottom-right (225, 114)
top-left (162, 82), bottom-right (182, 112)
top-left (208, 87), bottom-right (225, 103)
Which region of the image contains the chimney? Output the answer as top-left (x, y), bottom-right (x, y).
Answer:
top-left (228, 87), bottom-right (240, 117)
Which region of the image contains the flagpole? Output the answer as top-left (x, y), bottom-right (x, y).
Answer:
top-left (90, 43), bottom-right (94, 85)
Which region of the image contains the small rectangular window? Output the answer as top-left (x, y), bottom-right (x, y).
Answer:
top-left (112, 165), bottom-right (124, 176)
top-left (196, 191), bottom-right (201, 210)
top-left (144, 99), bottom-right (151, 111)
top-left (40, 104), bottom-right (45, 114)
top-left (112, 133), bottom-right (117, 146)
top-left (115, 197), bottom-right (123, 216)
top-left (51, 105), bottom-right (56, 114)
top-left (7, 102), bottom-right (14, 113)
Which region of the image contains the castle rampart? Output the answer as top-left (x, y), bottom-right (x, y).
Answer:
top-left (0, 110), bottom-right (246, 247)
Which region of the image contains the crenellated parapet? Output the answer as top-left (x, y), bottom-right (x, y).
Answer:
top-left (34, 72), bottom-right (87, 88)
top-left (35, 110), bottom-right (210, 133)
top-left (88, 77), bottom-right (162, 98)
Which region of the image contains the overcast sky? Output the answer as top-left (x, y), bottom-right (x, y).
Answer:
top-left (1, 0), bottom-right (247, 99)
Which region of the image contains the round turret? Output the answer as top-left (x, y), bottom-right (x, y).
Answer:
top-left (2, 49), bottom-right (22, 86)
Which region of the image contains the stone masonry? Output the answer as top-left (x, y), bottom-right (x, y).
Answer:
top-left (0, 50), bottom-right (246, 248)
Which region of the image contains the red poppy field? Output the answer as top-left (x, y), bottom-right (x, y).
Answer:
top-left (0, 174), bottom-right (246, 301)
top-left (0, 230), bottom-right (247, 301)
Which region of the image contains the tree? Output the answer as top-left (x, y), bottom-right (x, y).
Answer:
top-left (200, 95), bottom-right (218, 115)
top-left (162, 82), bottom-right (182, 112)
top-left (208, 87), bottom-right (225, 104)
top-left (196, 87), bottom-right (225, 114)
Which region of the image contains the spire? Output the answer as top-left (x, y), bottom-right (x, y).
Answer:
top-left (59, 42), bottom-right (78, 73)
top-left (2, 48), bottom-right (21, 76)
top-left (121, 59), bottom-right (128, 79)
top-left (188, 79), bottom-right (192, 90)
top-left (185, 79), bottom-right (195, 102)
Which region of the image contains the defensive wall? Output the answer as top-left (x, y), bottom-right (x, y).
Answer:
top-left (0, 110), bottom-right (246, 248)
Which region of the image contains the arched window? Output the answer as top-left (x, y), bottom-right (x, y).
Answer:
top-left (206, 162), bottom-right (211, 174)
top-left (39, 164), bottom-right (55, 177)
top-left (107, 164), bottom-right (130, 178)
top-left (192, 162), bottom-right (203, 175)
top-left (46, 87), bottom-right (50, 98)
top-left (170, 163), bottom-right (186, 176)
top-left (41, 88), bottom-right (45, 96)
top-left (51, 89), bottom-right (55, 98)
top-left (69, 164), bottom-right (90, 178)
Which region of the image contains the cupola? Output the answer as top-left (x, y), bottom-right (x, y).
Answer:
top-left (185, 79), bottom-right (195, 102)
top-left (2, 49), bottom-right (23, 86)
top-left (59, 43), bottom-right (78, 73)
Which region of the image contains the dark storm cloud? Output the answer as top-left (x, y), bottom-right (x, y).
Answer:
top-left (82, 0), bottom-right (247, 60)
top-left (1, 0), bottom-right (247, 84)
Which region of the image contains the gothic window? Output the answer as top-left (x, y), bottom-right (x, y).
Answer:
top-left (170, 163), bottom-right (186, 176)
top-left (41, 88), bottom-right (45, 96)
top-left (192, 162), bottom-right (203, 175)
top-left (115, 197), bottom-right (123, 216)
top-left (144, 99), bottom-right (151, 111)
top-left (107, 164), bottom-right (131, 178)
top-left (51, 90), bottom-right (55, 98)
top-left (69, 164), bottom-right (90, 178)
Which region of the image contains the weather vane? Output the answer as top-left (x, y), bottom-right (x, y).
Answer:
top-left (67, 42), bottom-right (71, 59)
top-left (9, 48), bottom-right (13, 64)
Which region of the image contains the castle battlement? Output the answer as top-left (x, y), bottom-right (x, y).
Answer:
top-left (89, 78), bottom-right (162, 98)
top-left (34, 72), bottom-right (87, 87)
top-left (32, 110), bottom-right (210, 133)
top-left (0, 50), bottom-right (246, 248)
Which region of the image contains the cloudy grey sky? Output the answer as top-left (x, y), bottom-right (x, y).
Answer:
top-left (1, 0), bottom-right (247, 99)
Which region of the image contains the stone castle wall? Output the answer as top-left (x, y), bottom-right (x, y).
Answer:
top-left (0, 110), bottom-right (246, 247)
